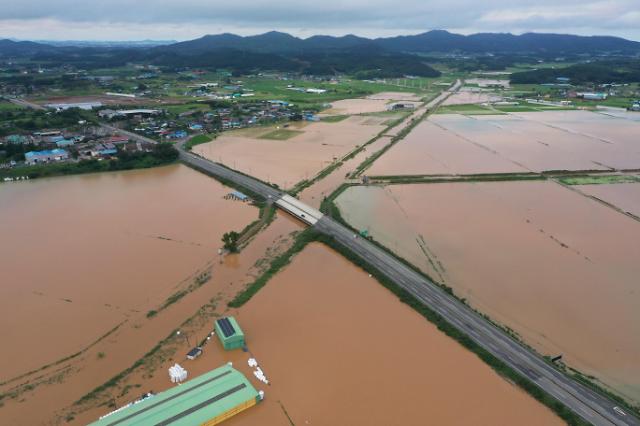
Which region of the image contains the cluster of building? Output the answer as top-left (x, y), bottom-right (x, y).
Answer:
top-left (90, 364), bottom-right (262, 426)
top-left (2, 127), bottom-right (152, 167)
top-left (109, 98), bottom-right (318, 141)
top-left (576, 92), bottom-right (608, 101)
top-left (286, 85), bottom-right (327, 94)
top-left (89, 316), bottom-right (262, 426)
top-left (99, 108), bottom-right (196, 139)
top-left (386, 102), bottom-right (418, 111)
top-left (217, 100), bottom-right (307, 129)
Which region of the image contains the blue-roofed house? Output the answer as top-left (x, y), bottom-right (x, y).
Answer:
top-left (91, 143), bottom-right (118, 157)
top-left (189, 123), bottom-right (204, 130)
top-left (25, 149), bottom-right (69, 165)
top-left (169, 130), bottom-right (188, 139)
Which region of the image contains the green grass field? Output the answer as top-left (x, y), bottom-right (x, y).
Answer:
top-left (259, 129), bottom-right (304, 140)
top-left (0, 101), bottom-right (25, 111)
top-left (493, 102), bottom-right (577, 112)
top-left (558, 175), bottom-right (640, 185)
top-left (493, 105), bottom-right (541, 112)
top-left (321, 115), bottom-right (350, 122)
top-left (163, 102), bottom-right (210, 115)
top-left (436, 103), bottom-right (504, 115)
top-left (184, 134), bottom-right (214, 150)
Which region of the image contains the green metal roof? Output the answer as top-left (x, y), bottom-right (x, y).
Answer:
top-left (88, 365), bottom-right (258, 426)
top-left (215, 317), bottom-right (245, 342)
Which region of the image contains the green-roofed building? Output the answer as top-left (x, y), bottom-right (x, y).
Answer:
top-left (6, 134), bottom-right (28, 144)
top-left (215, 317), bottom-right (245, 351)
top-left (88, 364), bottom-right (260, 426)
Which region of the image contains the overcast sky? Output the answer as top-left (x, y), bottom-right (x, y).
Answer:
top-left (1, 0), bottom-right (639, 41)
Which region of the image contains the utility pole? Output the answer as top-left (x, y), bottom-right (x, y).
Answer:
top-left (176, 330), bottom-right (191, 347)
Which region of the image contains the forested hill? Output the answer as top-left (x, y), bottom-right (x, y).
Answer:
top-left (510, 60), bottom-right (640, 84)
top-left (2, 30), bottom-right (639, 77)
top-left (166, 30), bottom-right (640, 55)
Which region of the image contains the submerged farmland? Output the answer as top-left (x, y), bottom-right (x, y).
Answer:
top-left (233, 242), bottom-right (564, 425)
top-left (335, 181), bottom-right (640, 403)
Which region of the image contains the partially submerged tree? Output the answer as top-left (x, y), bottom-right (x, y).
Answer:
top-left (222, 231), bottom-right (240, 252)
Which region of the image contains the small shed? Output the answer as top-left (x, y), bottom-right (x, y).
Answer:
top-left (186, 347), bottom-right (203, 360)
top-left (215, 316), bottom-right (245, 350)
top-left (225, 191), bottom-right (250, 202)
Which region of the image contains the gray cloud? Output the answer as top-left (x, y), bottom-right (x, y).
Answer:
top-left (0, 0), bottom-right (638, 40)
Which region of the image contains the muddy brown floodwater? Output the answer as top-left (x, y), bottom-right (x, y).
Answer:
top-left (442, 90), bottom-right (502, 105)
top-left (369, 109), bottom-right (640, 177)
top-left (428, 112), bottom-right (640, 172)
top-left (576, 182), bottom-right (640, 218)
top-left (366, 91), bottom-right (423, 101)
top-left (336, 181), bottom-right (640, 403)
top-left (506, 110), bottom-right (640, 169)
top-left (322, 98), bottom-right (392, 114)
top-left (227, 243), bottom-right (563, 425)
top-left (193, 115), bottom-right (385, 189)
top-left (0, 165), bottom-right (257, 379)
top-left (367, 119), bottom-right (527, 176)
top-left (0, 165), bottom-right (304, 425)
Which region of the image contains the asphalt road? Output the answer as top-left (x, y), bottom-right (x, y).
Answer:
top-left (178, 139), bottom-right (638, 426)
top-left (5, 97), bottom-right (46, 110)
top-left (98, 123), bottom-right (159, 145)
top-left (178, 147), bottom-right (282, 200)
top-left (13, 88), bottom-right (634, 425)
top-left (314, 217), bottom-right (637, 426)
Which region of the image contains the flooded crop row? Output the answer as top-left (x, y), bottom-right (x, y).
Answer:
top-left (336, 181), bottom-right (640, 403)
top-left (442, 90), bottom-right (502, 105)
top-left (0, 165), bottom-right (257, 379)
top-left (322, 98), bottom-right (394, 115)
top-left (228, 243), bottom-right (563, 425)
top-left (0, 166), bottom-right (311, 425)
top-left (576, 182), bottom-right (640, 218)
top-left (368, 110), bottom-right (640, 176)
top-left (368, 120), bottom-right (526, 176)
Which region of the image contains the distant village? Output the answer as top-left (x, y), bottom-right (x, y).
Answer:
top-left (0, 126), bottom-right (154, 171)
top-left (1, 95), bottom-right (319, 171)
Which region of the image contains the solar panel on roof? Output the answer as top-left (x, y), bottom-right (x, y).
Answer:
top-left (217, 318), bottom-right (236, 337)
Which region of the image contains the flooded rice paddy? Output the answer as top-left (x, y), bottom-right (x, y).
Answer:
top-left (368, 110), bottom-right (640, 176)
top-left (368, 120), bottom-right (527, 176)
top-left (366, 91), bottom-right (423, 101)
top-left (323, 92), bottom-right (423, 115)
top-left (0, 165), bottom-right (257, 382)
top-left (193, 115), bottom-right (385, 188)
top-left (1, 200), bottom-right (303, 424)
top-left (231, 243), bottom-right (563, 425)
top-left (442, 90), bottom-right (502, 105)
top-left (576, 182), bottom-right (640, 218)
top-left (300, 136), bottom-right (394, 208)
top-left (322, 98), bottom-right (393, 115)
top-left (336, 181), bottom-right (640, 402)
